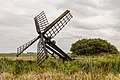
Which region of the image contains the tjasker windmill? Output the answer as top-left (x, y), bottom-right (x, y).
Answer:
top-left (16, 10), bottom-right (73, 65)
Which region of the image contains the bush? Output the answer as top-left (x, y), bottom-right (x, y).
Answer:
top-left (70, 38), bottom-right (118, 55)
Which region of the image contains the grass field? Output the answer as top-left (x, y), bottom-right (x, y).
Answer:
top-left (0, 53), bottom-right (36, 60)
top-left (0, 53), bottom-right (120, 80)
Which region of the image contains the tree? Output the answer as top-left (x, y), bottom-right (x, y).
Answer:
top-left (70, 38), bottom-right (118, 55)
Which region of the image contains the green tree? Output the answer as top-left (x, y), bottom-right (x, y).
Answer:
top-left (70, 38), bottom-right (118, 55)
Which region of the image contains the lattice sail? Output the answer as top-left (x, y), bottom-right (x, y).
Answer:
top-left (17, 36), bottom-right (39, 56)
top-left (34, 11), bottom-right (49, 34)
top-left (43, 10), bottom-right (73, 39)
top-left (37, 35), bottom-right (48, 65)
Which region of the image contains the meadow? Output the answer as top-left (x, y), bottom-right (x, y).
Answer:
top-left (0, 53), bottom-right (120, 80)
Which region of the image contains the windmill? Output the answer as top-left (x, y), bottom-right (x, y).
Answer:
top-left (16, 10), bottom-right (73, 65)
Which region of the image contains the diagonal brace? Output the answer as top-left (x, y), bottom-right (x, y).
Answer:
top-left (46, 45), bottom-right (65, 60)
top-left (46, 41), bottom-right (72, 61)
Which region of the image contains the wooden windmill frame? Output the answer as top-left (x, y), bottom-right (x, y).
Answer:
top-left (16, 10), bottom-right (73, 65)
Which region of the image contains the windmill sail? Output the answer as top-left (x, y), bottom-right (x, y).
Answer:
top-left (43, 10), bottom-right (73, 39)
top-left (17, 36), bottom-right (39, 56)
top-left (37, 34), bottom-right (48, 65)
top-left (34, 11), bottom-right (49, 34)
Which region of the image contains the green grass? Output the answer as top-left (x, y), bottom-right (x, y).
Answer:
top-left (0, 53), bottom-right (36, 57)
top-left (0, 53), bottom-right (120, 80)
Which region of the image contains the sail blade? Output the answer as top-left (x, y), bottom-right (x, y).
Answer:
top-left (37, 34), bottom-right (48, 65)
top-left (34, 11), bottom-right (49, 34)
top-left (16, 36), bottom-right (39, 56)
top-left (43, 10), bottom-right (73, 39)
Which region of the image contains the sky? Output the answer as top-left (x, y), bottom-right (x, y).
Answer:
top-left (0, 0), bottom-right (120, 53)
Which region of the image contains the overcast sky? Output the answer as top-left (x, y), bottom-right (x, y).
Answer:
top-left (0, 0), bottom-right (120, 53)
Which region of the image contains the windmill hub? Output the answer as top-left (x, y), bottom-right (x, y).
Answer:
top-left (17, 10), bottom-right (73, 65)
top-left (51, 40), bottom-right (56, 44)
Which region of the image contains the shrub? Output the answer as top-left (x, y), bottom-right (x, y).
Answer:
top-left (70, 38), bottom-right (118, 55)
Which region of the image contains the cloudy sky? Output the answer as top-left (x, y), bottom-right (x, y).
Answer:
top-left (0, 0), bottom-right (120, 53)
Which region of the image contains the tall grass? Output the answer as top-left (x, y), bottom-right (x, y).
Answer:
top-left (0, 53), bottom-right (120, 80)
top-left (1, 72), bottom-right (120, 80)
